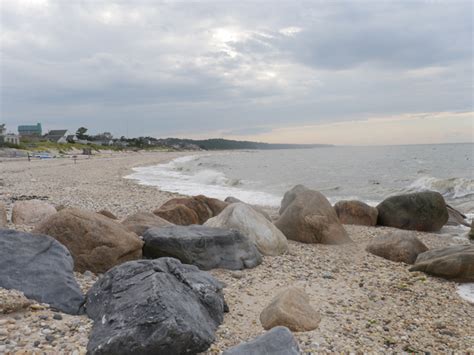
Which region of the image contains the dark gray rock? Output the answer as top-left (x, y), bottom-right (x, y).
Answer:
top-left (85, 257), bottom-right (226, 355)
top-left (409, 245), bottom-right (474, 282)
top-left (223, 326), bottom-right (301, 355)
top-left (0, 229), bottom-right (85, 314)
top-left (377, 191), bottom-right (449, 231)
top-left (142, 225), bottom-right (262, 270)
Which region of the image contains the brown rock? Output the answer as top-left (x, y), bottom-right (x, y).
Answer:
top-left (409, 245), bottom-right (474, 281)
top-left (12, 200), bottom-right (56, 226)
top-left (33, 208), bottom-right (143, 273)
top-left (260, 287), bottom-right (320, 332)
top-left (275, 185), bottom-right (351, 244)
top-left (366, 231), bottom-right (428, 264)
top-left (122, 211), bottom-right (172, 236)
top-left (334, 200), bottom-right (378, 226)
top-left (0, 203), bottom-right (7, 227)
top-left (154, 195), bottom-right (228, 225)
top-left (97, 209), bottom-right (118, 220)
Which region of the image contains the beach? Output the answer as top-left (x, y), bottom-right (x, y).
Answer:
top-left (0, 151), bottom-right (473, 353)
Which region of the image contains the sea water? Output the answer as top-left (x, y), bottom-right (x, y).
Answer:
top-left (125, 143), bottom-right (473, 302)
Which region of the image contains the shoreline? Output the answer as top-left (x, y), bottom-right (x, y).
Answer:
top-left (0, 151), bottom-right (473, 353)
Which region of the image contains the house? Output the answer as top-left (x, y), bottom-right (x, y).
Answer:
top-left (18, 123), bottom-right (42, 137)
top-left (0, 124), bottom-right (21, 145)
top-left (44, 130), bottom-right (68, 144)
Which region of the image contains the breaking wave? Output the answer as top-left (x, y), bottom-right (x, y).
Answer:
top-left (404, 176), bottom-right (474, 199)
top-left (125, 155), bottom-right (281, 207)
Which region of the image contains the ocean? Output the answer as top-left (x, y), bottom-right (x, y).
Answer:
top-left (126, 143), bottom-right (473, 302)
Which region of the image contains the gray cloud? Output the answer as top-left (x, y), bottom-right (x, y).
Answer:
top-left (0, 0), bottom-right (472, 140)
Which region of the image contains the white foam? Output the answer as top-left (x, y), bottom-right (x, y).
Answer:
top-left (125, 156), bottom-right (281, 207)
top-left (457, 283), bottom-right (474, 304)
top-left (406, 176), bottom-right (474, 199)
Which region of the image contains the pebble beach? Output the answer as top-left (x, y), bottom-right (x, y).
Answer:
top-left (0, 151), bottom-right (473, 354)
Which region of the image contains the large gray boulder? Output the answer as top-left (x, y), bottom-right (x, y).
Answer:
top-left (121, 211), bottom-right (172, 236)
top-left (275, 185), bottom-right (351, 244)
top-left (409, 245), bottom-right (474, 282)
top-left (0, 229), bottom-right (84, 314)
top-left (85, 258), bottom-right (226, 355)
top-left (205, 203), bottom-right (288, 256)
top-left (143, 225), bottom-right (262, 270)
top-left (366, 231), bottom-right (428, 264)
top-left (223, 326), bottom-right (301, 355)
top-left (377, 191), bottom-right (449, 231)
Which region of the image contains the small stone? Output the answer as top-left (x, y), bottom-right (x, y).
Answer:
top-left (34, 340), bottom-right (40, 347)
top-left (45, 335), bottom-right (55, 342)
top-left (53, 314), bottom-right (63, 320)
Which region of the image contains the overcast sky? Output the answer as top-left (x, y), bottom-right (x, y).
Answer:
top-left (1, 0), bottom-right (472, 145)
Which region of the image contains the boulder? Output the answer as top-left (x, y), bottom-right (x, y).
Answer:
top-left (85, 258), bottom-right (226, 355)
top-left (260, 287), bottom-right (320, 332)
top-left (121, 211), bottom-right (172, 236)
top-left (275, 185), bottom-right (351, 244)
top-left (33, 208), bottom-right (143, 274)
top-left (225, 196), bottom-right (272, 221)
top-left (334, 200), bottom-right (378, 226)
top-left (366, 231), bottom-right (428, 264)
top-left (154, 195), bottom-right (228, 225)
top-left (97, 209), bottom-right (118, 220)
top-left (409, 245), bottom-right (474, 282)
top-left (0, 202), bottom-right (7, 227)
top-left (377, 191), bottom-right (448, 231)
top-left (0, 229), bottom-right (84, 314)
top-left (205, 203), bottom-right (288, 256)
top-left (223, 326), bottom-right (300, 355)
top-left (142, 225), bottom-right (262, 270)
top-left (11, 200), bottom-right (56, 226)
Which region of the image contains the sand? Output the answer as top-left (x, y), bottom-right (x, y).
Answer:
top-left (0, 151), bottom-right (473, 353)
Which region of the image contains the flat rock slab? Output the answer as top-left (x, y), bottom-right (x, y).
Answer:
top-left (409, 245), bottom-right (474, 282)
top-left (143, 225), bottom-right (262, 270)
top-left (85, 257), bottom-right (226, 355)
top-left (0, 229), bottom-right (84, 314)
top-left (223, 326), bottom-right (301, 355)
top-left (366, 231), bottom-right (428, 264)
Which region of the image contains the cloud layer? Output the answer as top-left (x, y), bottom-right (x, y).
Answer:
top-left (1, 0), bottom-right (472, 143)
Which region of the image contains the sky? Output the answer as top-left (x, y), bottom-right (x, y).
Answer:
top-left (0, 0), bottom-right (473, 145)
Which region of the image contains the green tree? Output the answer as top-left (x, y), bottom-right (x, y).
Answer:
top-left (76, 127), bottom-right (88, 140)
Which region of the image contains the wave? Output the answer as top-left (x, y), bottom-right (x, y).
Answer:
top-left (404, 176), bottom-right (474, 199)
top-left (125, 156), bottom-right (281, 207)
